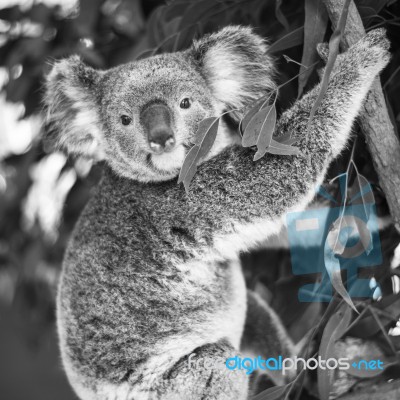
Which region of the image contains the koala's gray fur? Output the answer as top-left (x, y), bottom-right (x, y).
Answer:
top-left (43, 25), bottom-right (390, 400)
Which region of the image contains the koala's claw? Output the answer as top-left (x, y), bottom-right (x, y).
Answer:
top-left (316, 28), bottom-right (390, 75)
top-left (364, 28), bottom-right (390, 51)
top-left (350, 28), bottom-right (391, 74)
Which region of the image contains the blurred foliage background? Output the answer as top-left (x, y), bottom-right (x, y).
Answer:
top-left (0, 0), bottom-right (400, 399)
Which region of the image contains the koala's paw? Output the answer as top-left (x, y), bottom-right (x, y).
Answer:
top-left (354, 28), bottom-right (391, 74)
top-left (364, 28), bottom-right (390, 51)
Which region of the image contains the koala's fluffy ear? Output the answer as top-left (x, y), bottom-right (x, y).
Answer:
top-left (43, 56), bottom-right (105, 160)
top-left (188, 26), bottom-right (275, 112)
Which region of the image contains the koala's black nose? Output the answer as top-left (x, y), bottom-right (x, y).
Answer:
top-left (141, 102), bottom-right (176, 154)
top-left (148, 131), bottom-right (175, 154)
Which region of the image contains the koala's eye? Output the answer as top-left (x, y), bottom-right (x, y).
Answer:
top-left (121, 115), bottom-right (132, 126)
top-left (180, 98), bottom-right (191, 109)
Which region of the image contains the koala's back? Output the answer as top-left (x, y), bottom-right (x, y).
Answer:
top-left (57, 166), bottom-right (247, 386)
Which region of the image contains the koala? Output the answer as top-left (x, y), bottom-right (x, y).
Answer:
top-left (43, 25), bottom-right (390, 400)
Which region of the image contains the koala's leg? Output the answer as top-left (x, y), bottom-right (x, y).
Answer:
top-left (188, 28), bottom-right (391, 255)
top-left (143, 340), bottom-right (248, 400)
top-left (241, 291), bottom-right (295, 388)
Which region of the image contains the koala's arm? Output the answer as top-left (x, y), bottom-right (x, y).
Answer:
top-left (187, 29), bottom-right (390, 243)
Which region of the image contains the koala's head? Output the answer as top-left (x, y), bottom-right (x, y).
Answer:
top-left (44, 26), bottom-right (275, 182)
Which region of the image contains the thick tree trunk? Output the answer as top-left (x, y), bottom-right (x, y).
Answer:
top-left (322, 0), bottom-right (400, 233)
top-left (318, 3), bottom-right (400, 397)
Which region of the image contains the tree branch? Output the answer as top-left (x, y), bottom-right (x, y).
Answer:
top-left (322, 0), bottom-right (400, 232)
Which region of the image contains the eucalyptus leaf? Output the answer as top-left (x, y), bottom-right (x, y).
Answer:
top-left (324, 230), bottom-right (359, 312)
top-left (240, 97), bottom-right (270, 136)
top-left (242, 105), bottom-right (275, 148)
top-left (242, 97), bottom-right (303, 160)
top-left (252, 382), bottom-right (292, 400)
top-left (178, 117), bottom-right (220, 192)
top-left (269, 27), bottom-right (304, 54)
top-left (277, 136), bottom-right (298, 146)
top-left (275, 0), bottom-right (290, 31)
top-left (357, 0), bottom-right (393, 20)
top-left (265, 139), bottom-right (302, 156)
top-left (254, 144), bottom-right (301, 160)
top-left (349, 166), bottom-right (375, 224)
top-left (178, 145), bottom-right (199, 190)
top-left (349, 294), bottom-right (400, 339)
top-left (256, 106), bottom-right (277, 150)
top-left (318, 304), bottom-right (353, 400)
top-left (274, 132), bottom-right (298, 145)
top-left (192, 117), bottom-right (220, 145)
